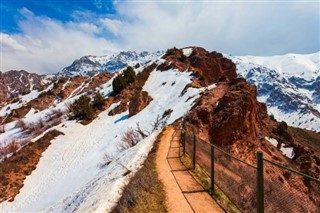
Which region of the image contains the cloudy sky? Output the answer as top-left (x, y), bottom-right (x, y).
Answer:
top-left (1, 0), bottom-right (319, 74)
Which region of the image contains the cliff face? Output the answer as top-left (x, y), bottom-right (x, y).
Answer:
top-left (209, 79), bottom-right (269, 146)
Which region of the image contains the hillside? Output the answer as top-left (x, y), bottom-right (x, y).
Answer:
top-left (0, 70), bottom-right (55, 107)
top-left (0, 47), bottom-right (319, 212)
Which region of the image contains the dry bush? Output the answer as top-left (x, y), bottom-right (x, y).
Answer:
top-left (135, 123), bottom-right (148, 139)
top-left (120, 128), bottom-right (142, 149)
top-left (99, 154), bottom-right (114, 169)
top-left (112, 132), bottom-right (166, 213)
top-left (0, 140), bottom-right (20, 159)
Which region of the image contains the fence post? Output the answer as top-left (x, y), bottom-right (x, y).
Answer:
top-left (192, 133), bottom-right (196, 170)
top-left (257, 152), bottom-right (264, 213)
top-left (182, 130), bottom-right (186, 157)
top-left (211, 145), bottom-right (215, 192)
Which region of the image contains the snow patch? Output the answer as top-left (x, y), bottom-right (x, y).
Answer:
top-left (265, 137), bottom-right (293, 159)
top-left (182, 48), bottom-right (193, 57)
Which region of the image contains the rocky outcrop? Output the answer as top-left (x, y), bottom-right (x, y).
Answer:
top-left (209, 79), bottom-right (269, 146)
top-left (187, 79), bottom-right (271, 147)
top-left (129, 91), bottom-right (153, 117)
top-left (159, 47), bottom-right (237, 86)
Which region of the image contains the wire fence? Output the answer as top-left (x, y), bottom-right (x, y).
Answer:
top-left (180, 122), bottom-right (320, 213)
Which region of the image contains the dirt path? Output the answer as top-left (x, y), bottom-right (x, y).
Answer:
top-left (156, 126), bottom-right (224, 213)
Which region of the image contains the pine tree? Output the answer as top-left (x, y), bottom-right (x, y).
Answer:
top-left (123, 66), bottom-right (136, 84)
top-left (71, 95), bottom-right (94, 120)
top-left (112, 75), bottom-right (128, 95)
top-left (93, 92), bottom-right (105, 110)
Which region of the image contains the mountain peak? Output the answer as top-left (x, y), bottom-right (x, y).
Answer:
top-left (59, 51), bottom-right (164, 77)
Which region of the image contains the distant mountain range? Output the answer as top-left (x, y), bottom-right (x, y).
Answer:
top-left (1, 50), bottom-right (319, 132)
top-left (59, 51), bottom-right (164, 77)
top-left (228, 52), bottom-right (319, 132)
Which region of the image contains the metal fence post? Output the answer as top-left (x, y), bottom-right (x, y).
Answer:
top-left (257, 152), bottom-right (264, 213)
top-left (183, 130), bottom-right (186, 157)
top-left (193, 133), bottom-right (196, 170)
top-left (211, 145), bottom-right (215, 192)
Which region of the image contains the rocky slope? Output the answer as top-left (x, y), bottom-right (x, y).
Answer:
top-left (0, 70), bottom-right (55, 107)
top-left (228, 53), bottom-right (320, 132)
top-left (59, 51), bottom-right (164, 77)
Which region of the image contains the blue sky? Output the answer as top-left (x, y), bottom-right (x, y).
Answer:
top-left (1, 0), bottom-right (319, 74)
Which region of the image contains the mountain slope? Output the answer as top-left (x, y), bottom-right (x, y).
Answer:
top-left (0, 70), bottom-right (55, 107)
top-left (0, 47), bottom-right (319, 212)
top-left (59, 51), bottom-right (164, 77)
top-left (228, 52), bottom-right (320, 132)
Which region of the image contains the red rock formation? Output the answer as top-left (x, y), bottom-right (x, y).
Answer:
top-left (129, 91), bottom-right (153, 117)
top-left (159, 47), bottom-right (237, 86)
top-left (187, 79), bottom-right (270, 147)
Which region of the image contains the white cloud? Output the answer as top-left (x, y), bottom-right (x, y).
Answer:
top-left (1, 2), bottom-right (319, 74)
top-left (1, 8), bottom-right (119, 74)
top-left (100, 18), bottom-right (123, 36)
top-left (113, 1), bottom-right (320, 55)
top-left (1, 33), bottom-right (27, 51)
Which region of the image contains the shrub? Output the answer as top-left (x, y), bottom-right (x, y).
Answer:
top-left (123, 66), bottom-right (136, 84)
top-left (165, 47), bottom-right (178, 56)
top-left (92, 92), bottom-right (105, 110)
top-left (112, 75), bottom-right (128, 95)
top-left (273, 121), bottom-right (293, 143)
top-left (211, 51), bottom-right (223, 57)
top-left (179, 54), bottom-right (187, 62)
top-left (70, 95), bottom-right (94, 120)
top-left (121, 127), bottom-right (142, 148)
top-left (134, 63), bottom-right (140, 69)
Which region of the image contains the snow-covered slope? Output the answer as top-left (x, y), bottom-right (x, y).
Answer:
top-left (60, 51), bottom-right (164, 77)
top-left (228, 52), bottom-right (320, 132)
top-left (0, 58), bottom-right (208, 212)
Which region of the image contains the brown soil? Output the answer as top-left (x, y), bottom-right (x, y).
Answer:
top-left (0, 130), bottom-right (63, 202)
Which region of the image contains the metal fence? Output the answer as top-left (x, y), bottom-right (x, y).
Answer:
top-left (180, 122), bottom-right (320, 213)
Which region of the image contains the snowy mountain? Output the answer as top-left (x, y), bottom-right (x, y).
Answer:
top-left (59, 51), bottom-right (164, 77)
top-left (227, 52), bottom-right (320, 132)
top-left (0, 47), bottom-right (319, 212)
top-left (0, 70), bottom-right (55, 107)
